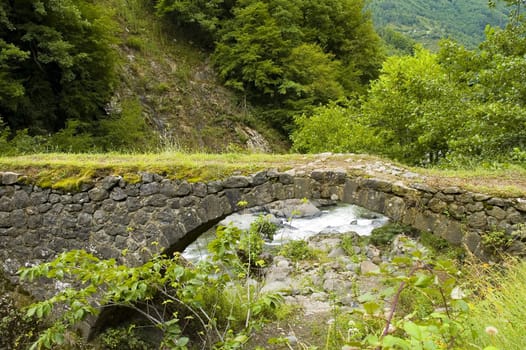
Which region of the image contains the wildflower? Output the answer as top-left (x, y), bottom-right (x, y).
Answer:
top-left (485, 326), bottom-right (498, 336)
top-left (450, 286), bottom-right (466, 300)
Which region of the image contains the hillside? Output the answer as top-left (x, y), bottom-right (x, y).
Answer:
top-left (108, 0), bottom-right (285, 153)
top-left (369, 0), bottom-right (509, 49)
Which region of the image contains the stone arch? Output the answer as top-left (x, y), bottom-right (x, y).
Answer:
top-left (1, 169), bottom-right (526, 297)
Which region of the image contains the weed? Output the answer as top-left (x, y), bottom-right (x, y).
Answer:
top-left (279, 240), bottom-right (317, 262)
top-left (481, 230), bottom-right (513, 256)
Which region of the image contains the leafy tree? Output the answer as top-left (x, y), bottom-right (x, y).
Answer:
top-left (213, 0), bottom-right (299, 96)
top-left (213, 0), bottom-right (383, 131)
top-left (281, 43), bottom-right (345, 110)
top-left (300, 0), bottom-right (384, 89)
top-left (362, 47), bottom-right (464, 164)
top-left (155, 0), bottom-right (235, 42)
top-left (291, 101), bottom-right (379, 154)
top-left (437, 23), bottom-right (526, 161)
top-left (0, 0), bottom-right (118, 134)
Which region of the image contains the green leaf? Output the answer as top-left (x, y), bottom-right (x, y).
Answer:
top-left (358, 292), bottom-right (376, 303)
top-left (403, 321), bottom-right (423, 341)
top-left (382, 335), bottom-right (411, 349)
top-left (414, 273), bottom-right (434, 288)
top-left (175, 337), bottom-right (189, 346)
top-left (363, 301), bottom-right (381, 315)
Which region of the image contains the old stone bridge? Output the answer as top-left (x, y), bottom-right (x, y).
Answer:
top-left (2, 165), bottom-right (526, 291)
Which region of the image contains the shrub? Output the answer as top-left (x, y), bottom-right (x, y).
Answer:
top-left (249, 215), bottom-right (278, 241)
top-left (97, 325), bottom-right (154, 350)
top-left (481, 230), bottom-right (513, 256)
top-left (279, 240), bottom-right (316, 262)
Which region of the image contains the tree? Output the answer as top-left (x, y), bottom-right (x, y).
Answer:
top-left (0, 0), bottom-right (118, 134)
top-left (212, 0), bottom-right (383, 130)
top-left (438, 23), bottom-right (526, 160)
top-left (155, 0), bottom-right (235, 42)
top-left (362, 47), bottom-right (463, 164)
top-left (291, 101), bottom-right (378, 154)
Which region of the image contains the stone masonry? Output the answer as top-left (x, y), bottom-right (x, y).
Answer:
top-left (1, 169), bottom-right (526, 291)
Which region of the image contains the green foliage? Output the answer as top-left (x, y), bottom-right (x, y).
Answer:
top-left (155, 0), bottom-right (232, 41)
top-left (98, 98), bottom-right (157, 152)
top-left (249, 215), bottom-right (278, 242)
top-left (467, 259), bottom-right (526, 349)
top-left (0, 293), bottom-right (42, 349)
top-left (362, 46), bottom-right (464, 164)
top-left (0, 0), bottom-right (119, 134)
top-left (349, 237), bottom-right (473, 349)
top-left (368, 0), bottom-right (509, 50)
top-left (378, 26), bottom-right (417, 55)
top-left (20, 224), bottom-right (284, 350)
top-left (481, 230), bottom-right (513, 255)
top-left (291, 101), bottom-right (379, 154)
top-left (211, 0), bottom-right (383, 130)
top-left (369, 223), bottom-right (412, 247)
top-left (279, 240), bottom-right (316, 262)
top-left (97, 325), bottom-right (153, 350)
top-left (295, 10), bottom-right (526, 166)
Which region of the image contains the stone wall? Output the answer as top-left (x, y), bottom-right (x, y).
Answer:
top-left (1, 169), bottom-right (526, 289)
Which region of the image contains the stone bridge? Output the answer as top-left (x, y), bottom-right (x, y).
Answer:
top-left (2, 167), bottom-right (526, 292)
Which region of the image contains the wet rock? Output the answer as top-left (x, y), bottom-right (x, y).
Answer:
top-left (265, 199), bottom-right (320, 218)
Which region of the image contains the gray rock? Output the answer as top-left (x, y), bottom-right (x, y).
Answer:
top-left (265, 199), bottom-right (320, 218)
top-left (260, 281), bottom-right (292, 294)
top-left (360, 260), bottom-right (380, 274)
top-left (2, 172), bottom-right (19, 185)
top-left (101, 176), bottom-right (121, 190)
top-left (175, 182), bottom-right (192, 196)
top-left (328, 247), bottom-right (347, 258)
top-left (467, 212), bottom-right (487, 228)
top-left (140, 182), bottom-right (160, 196)
top-left (486, 206), bottom-right (507, 220)
top-left (88, 188), bottom-right (109, 202)
top-left (223, 176), bottom-right (251, 188)
top-left (110, 187), bottom-right (128, 201)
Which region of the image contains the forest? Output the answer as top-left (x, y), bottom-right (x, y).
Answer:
top-left (0, 0), bottom-right (525, 167)
top-left (369, 0), bottom-right (509, 49)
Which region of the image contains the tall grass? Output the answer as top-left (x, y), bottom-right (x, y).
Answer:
top-left (466, 259), bottom-right (526, 349)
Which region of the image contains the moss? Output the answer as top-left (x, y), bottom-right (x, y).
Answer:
top-left (122, 173), bottom-right (142, 184)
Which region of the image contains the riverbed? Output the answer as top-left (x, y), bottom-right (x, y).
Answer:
top-left (183, 203), bottom-right (389, 261)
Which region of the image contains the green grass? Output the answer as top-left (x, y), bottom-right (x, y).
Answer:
top-left (2, 152), bottom-right (526, 197)
top-left (0, 152), bottom-right (313, 189)
top-left (466, 259), bottom-right (526, 349)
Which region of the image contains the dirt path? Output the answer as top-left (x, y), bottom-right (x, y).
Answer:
top-left (289, 153), bottom-right (526, 197)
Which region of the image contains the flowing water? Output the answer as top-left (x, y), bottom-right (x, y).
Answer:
top-left (182, 203), bottom-right (389, 262)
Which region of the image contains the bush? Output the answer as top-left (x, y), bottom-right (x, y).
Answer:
top-left (279, 240), bottom-right (316, 262)
top-left (249, 215), bottom-right (278, 241)
top-left (291, 101), bottom-right (379, 154)
top-left (97, 325), bottom-right (154, 350)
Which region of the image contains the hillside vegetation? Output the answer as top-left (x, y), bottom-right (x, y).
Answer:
top-left (2, 0), bottom-right (526, 169)
top-left (369, 0), bottom-right (509, 50)
top-left (0, 0), bottom-right (382, 154)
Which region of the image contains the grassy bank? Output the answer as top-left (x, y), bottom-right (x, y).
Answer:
top-left (1, 153), bottom-right (526, 197)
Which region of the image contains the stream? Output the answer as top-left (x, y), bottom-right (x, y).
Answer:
top-left (182, 203), bottom-right (389, 262)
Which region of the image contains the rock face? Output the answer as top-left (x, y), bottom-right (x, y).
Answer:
top-left (1, 170), bottom-right (526, 295)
